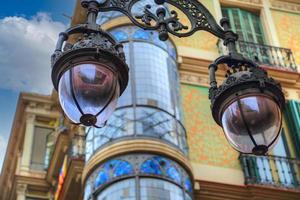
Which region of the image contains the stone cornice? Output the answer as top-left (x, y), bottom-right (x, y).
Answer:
top-left (222, 0), bottom-right (262, 5)
top-left (270, 0), bottom-right (300, 13)
top-left (220, 0), bottom-right (263, 10)
top-left (15, 175), bottom-right (50, 191)
top-left (195, 180), bottom-right (300, 200)
top-left (220, 0), bottom-right (300, 14)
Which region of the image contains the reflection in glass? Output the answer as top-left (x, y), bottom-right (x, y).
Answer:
top-left (58, 63), bottom-right (120, 126)
top-left (85, 26), bottom-right (187, 159)
top-left (86, 107), bottom-right (188, 161)
top-left (95, 178), bottom-right (192, 200)
top-left (140, 178), bottom-right (187, 200)
top-left (97, 179), bottom-right (136, 200)
top-left (222, 95), bottom-right (282, 153)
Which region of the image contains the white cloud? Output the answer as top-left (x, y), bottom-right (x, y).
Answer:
top-left (0, 13), bottom-right (67, 94)
top-left (0, 135), bottom-right (7, 171)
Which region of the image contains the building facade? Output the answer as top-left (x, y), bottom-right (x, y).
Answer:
top-left (1, 0), bottom-right (300, 199)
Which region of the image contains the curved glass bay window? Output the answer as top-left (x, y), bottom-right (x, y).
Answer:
top-left (85, 26), bottom-right (187, 160)
top-left (84, 154), bottom-right (193, 200)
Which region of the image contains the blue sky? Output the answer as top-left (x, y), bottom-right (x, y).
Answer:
top-left (0, 0), bottom-right (75, 170)
top-left (0, 0), bottom-right (75, 23)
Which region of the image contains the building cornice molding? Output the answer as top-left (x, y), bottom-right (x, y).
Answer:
top-left (270, 0), bottom-right (300, 13)
top-left (195, 180), bottom-right (300, 200)
top-left (21, 92), bottom-right (54, 105)
top-left (223, 0), bottom-right (262, 5)
top-left (16, 183), bottom-right (27, 196)
top-left (15, 175), bottom-right (50, 191)
top-left (220, 0), bottom-right (263, 11)
top-left (180, 71), bottom-right (210, 87)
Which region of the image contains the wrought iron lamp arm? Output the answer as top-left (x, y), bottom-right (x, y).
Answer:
top-left (54, 0), bottom-right (240, 56)
top-left (79, 0), bottom-right (238, 41)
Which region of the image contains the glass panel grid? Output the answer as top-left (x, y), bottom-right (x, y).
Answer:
top-left (140, 178), bottom-right (185, 200)
top-left (97, 179), bottom-right (136, 200)
top-left (85, 26), bottom-right (187, 160)
top-left (86, 154), bottom-right (193, 199)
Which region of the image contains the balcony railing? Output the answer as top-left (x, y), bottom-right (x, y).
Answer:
top-left (85, 105), bottom-right (188, 161)
top-left (218, 40), bottom-right (298, 72)
top-left (240, 154), bottom-right (300, 190)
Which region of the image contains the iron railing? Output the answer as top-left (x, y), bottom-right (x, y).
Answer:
top-left (240, 154), bottom-right (300, 190)
top-left (218, 40), bottom-right (298, 72)
top-left (85, 105), bottom-right (188, 161)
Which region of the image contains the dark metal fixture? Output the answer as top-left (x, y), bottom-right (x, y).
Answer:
top-left (209, 20), bottom-right (285, 155)
top-left (51, 0), bottom-right (285, 155)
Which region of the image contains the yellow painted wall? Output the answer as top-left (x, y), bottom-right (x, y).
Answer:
top-left (272, 10), bottom-right (300, 67)
top-left (181, 83), bottom-right (240, 170)
top-left (170, 0), bottom-right (219, 52)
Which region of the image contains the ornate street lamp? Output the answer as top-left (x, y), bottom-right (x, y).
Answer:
top-left (209, 20), bottom-right (285, 155)
top-left (51, 1), bottom-right (129, 127)
top-left (51, 0), bottom-right (285, 155)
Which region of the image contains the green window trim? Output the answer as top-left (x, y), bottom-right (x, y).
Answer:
top-left (222, 7), bottom-right (271, 64)
top-left (280, 128), bottom-right (292, 158)
top-left (221, 8), bottom-right (266, 45)
top-left (284, 100), bottom-right (300, 159)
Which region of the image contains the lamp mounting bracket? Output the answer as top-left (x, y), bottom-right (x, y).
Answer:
top-left (81, 0), bottom-right (238, 41)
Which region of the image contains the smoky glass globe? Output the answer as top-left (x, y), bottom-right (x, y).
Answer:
top-left (221, 94), bottom-right (282, 154)
top-left (58, 63), bottom-right (120, 127)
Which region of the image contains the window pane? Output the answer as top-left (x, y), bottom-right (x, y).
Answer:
top-left (222, 8), bottom-right (265, 44)
top-left (140, 178), bottom-right (187, 200)
top-left (133, 42), bottom-right (173, 113)
top-left (85, 26), bottom-right (187, 159)
top-left (97, 179), bottom-right (136, 200)
top-left (31, 127), bottom-right (53, 171)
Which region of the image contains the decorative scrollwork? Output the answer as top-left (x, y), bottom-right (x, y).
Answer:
top-left (135, 4), bottom-right (158, 26)
top-left (165, 10), bottom-right (188, 33)
top-left (110, 0), bottom-right (131, 8)
top-left (93, 0), bottom-right (227, 39)
top-left (52, 32), bottom-right (124, 65)
top-left (209, 67), bottom-right (281, 104)
top-left (209, 65), bottom-right (284, 122)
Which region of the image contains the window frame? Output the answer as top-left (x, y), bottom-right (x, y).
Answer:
top-left (29, 125), bottom-right (54, 171)
top-left (221, 7), bottom-right (266, 45)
